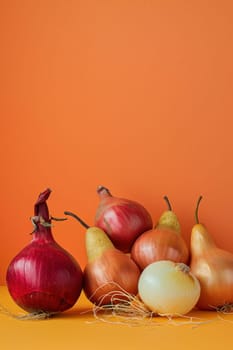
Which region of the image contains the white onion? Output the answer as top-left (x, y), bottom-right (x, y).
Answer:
top-left (138, 260), bottom-right (201, 316)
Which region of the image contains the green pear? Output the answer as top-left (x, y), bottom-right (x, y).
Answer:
top-left (157, 196), bottom-right (181, 233)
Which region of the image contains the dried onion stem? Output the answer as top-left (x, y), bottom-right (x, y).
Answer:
top-left (0, 303), bottom-right (56, 320)
top-left (82, 281), bottom-right (154, 326)
top-left (82, 282), bottom-right (212, 327)
top-left (215, 303), bottom-right (233, 314)
top-left (209, 303), bottom-right (233, 324)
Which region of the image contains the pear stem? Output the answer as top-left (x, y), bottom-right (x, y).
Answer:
top-left (163, 196), bottom-right (172, 211)
top-left (195, 196), bottom-right (203, 224)
top-left (64, 211), bottom-right (90, 229)
top-left (51, 216), bottom-right (67, 221)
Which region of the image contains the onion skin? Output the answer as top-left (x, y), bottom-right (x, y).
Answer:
top-left (138, 260), bottom-right (200, 316)
top-left (190, 223), bottom-right (233, 310)
top-left (63, 211), bottom-right (141, 306)
top-left (83, 248), bottom-right (141, 305)
top-left (131, 227), bottom-right (189, 270)
top-left (95, 186), bottom-right (153, 253)
top-left (131, 197), bottom-right (189, 270)
top-left (6, 189), bottom-right (83, 314)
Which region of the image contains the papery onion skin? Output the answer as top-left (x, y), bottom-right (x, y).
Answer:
top-left (6, 189), bottom-right (83, 314)
top-left (95, 186), bottom-right (153, 253)
top-left (83, 248), bottom-right (141, 305)
top-left (63, 210), bottom-right (141, 306)
top-left (138, 260), bottom-right (200, 316)
top-left (131, 227), bottom-right (189, 270)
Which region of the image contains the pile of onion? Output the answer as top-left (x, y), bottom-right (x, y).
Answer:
top-left (91, 260), bottom-right (201, 323)
top-left (7, 187), bottom-right (233, 322)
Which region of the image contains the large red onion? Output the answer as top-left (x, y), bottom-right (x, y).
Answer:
top-left (6, 189), bottom-right (83, 316)
top-left (94, 186), bottom-right (153, 253)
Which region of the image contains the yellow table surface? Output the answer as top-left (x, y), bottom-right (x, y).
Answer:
top-left (1, 285), bottom-right (233, 350)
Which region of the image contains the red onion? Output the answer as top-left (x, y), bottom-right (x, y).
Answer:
top-left (6, 189), bottom-right (83, 316)
top-left (94, 186), bottom-right (153, 253)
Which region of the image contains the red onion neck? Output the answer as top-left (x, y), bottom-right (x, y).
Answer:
top-left (32, 222), bottom-right (55, 242)
top-left (97, 185), bottom-right (112, 198)
top-left (34, 188), bottom-right (52, 223)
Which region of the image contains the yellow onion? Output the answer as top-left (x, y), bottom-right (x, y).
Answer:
top-left (131, 196), bottom-right (189, 270)
top-left (138, 260), bottom-right (200, 316)
top-left (84, 245), bottom-right (140, 305)
top-left (64, 211), bottom-right (141, 305)
top-left (190, 196), bottom-right (233, 310)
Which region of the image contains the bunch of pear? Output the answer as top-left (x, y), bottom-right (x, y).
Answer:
top-left (65, 186), bottom-right (233, 312)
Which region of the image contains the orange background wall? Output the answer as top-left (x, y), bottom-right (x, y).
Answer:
top-left (1, 0), bottom-right (233, 285)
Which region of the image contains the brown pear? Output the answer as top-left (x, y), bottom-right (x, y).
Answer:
top-left (190, 196), bottom-right (233, 310)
